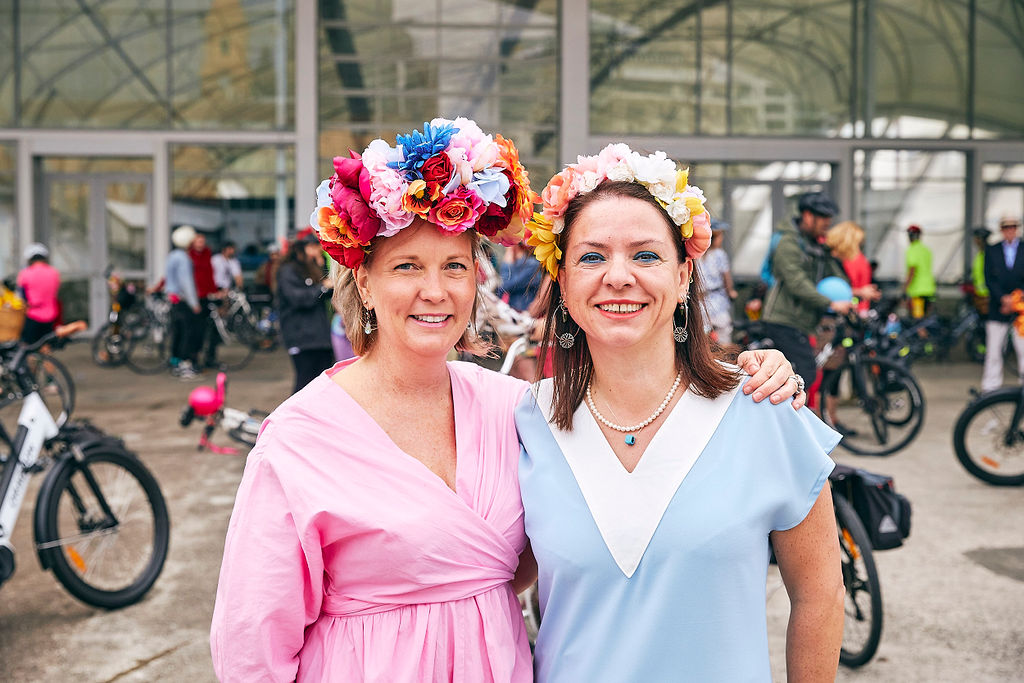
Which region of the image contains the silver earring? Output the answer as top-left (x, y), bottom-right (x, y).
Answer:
top-left (362, 307), bottom-right (375, 335)
top-left (673, 299), bottom-right (689, 343)
top-left (557, 298), bottom-right (575, 349)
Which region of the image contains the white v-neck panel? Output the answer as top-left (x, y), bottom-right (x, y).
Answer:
top-left (535, 379), bottom-right (741, 578)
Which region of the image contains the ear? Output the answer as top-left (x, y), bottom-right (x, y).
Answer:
top-left (678, 259), bottom-right (693, 300)
top-left (354, 264), bottom-right (372, 309)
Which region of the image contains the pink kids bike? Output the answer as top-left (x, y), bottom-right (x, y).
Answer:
top-left (179, 372), bottom-right (267, 455)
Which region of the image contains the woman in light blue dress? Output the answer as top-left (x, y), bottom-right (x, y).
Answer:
top-left (517, 145), bottom-right (844, 681)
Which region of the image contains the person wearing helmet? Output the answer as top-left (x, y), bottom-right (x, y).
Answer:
top-left (166, 225), bottom-right (202, 379)
top-left (904, 225), bottom-right (936, 319)
top-left (16, 242), bottom-right (61, 345)
top-left (761, 191), bottom-right (852, 386)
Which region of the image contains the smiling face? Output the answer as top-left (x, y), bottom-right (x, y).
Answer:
top-left (559, 195), bottom-right (690, 357)
top-left (354, 220), bottom-right (477, 362)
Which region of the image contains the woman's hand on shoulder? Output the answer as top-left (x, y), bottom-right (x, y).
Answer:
top-left (736, 348), bottom-right (806, 410)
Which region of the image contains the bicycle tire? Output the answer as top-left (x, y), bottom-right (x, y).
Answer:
top-left (28, 352), bottom-right (75, 428)
top-left (90, 323), bottom-right (128, 367)
top-left (952, 390), bottom-right (1024, 486)
top-left (125, 322), bottom-right (171, 375)
top-left (227, 410), bottom-right (268, 447)
top-left (212, 315), bottom-right (256, 372)
top-left (38, 449), bottom-right (170, 609)
top-left (825, 357), bottom-right (925, 456)
top-left (835, 494), bottom-right (883, 668)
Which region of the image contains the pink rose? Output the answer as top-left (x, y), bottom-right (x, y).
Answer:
top-left (429, 186), bottom-right (485, 233)
top-left (541, 168), bottom-right (577, 219)
top-left (685, 211), bottom-right (712, 260)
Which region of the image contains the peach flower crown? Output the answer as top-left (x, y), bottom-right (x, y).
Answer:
top-left (310, 117), bottom-right (537, 269)
top-left (525, 144), bottom-right (713, 279)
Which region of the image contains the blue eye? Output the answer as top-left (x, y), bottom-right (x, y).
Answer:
top-left (395, 263), bottom-right (416, 271)
top-left (445, 261), bottom-right (469, 271)
top-left (578, 252), bottom-right (605, 264)
top-left (635, 251), bottom-right (660, 263)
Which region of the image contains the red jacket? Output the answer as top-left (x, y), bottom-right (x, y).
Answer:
top-left (189, 247), bottom-right (217, 298)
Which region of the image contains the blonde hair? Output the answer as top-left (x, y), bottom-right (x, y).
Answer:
top-left (826, 221), bottom-right (865, 262)
top-left (331, 233), bottom-right (491, 357)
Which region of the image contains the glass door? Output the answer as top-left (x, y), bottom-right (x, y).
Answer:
top-left (41, 162), bottom-right (152, 328)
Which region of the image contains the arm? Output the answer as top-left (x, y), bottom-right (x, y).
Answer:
top-left (277, 264), bottom-right (328, 311)
top-left (512, 542), bottom-right (538, 594)
top-left (770, 485), bottom-right (844, 682)
top-left (723, 268), bottom-right (737, 299)
top-left (772, 237), bottom-right (833, 311)
top-left (211, 450), bottom-right (323, 682)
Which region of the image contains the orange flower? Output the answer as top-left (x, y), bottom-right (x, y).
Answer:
top-left (401, 179), bottom-right (439, 218)
top-left (541, 167), bottom-right (577, 219)
top-left (316, 206), bottom-right (362, 248)
top-left (495, 135), bottom-right (538, 221)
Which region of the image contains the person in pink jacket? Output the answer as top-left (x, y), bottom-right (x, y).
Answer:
top-left (16, 243), bottom-right (61, 344)
top-left (209, 119), bottom-right (803, 682)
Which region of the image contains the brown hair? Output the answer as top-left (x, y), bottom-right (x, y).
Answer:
top-left (825, 220), bottom-right (865, 262)
top-left (538, 180), bottom-right (739, 431)
top-left (331, 229), bottom-right (491, 357)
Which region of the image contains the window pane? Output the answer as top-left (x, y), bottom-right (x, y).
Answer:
top-left (0, 144), bottom-right (14, 276)
top-left (856, 149), bottom-right (965, 283)
top-left (974, 1), bottom-right (1024, 139)
top-left (0, 9), bottom-right (13, 126)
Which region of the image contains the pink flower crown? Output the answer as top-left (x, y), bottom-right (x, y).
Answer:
top-left (310, 117), bottom-right (537, 269)
top-left (526, 144), bottom-right (713, 279)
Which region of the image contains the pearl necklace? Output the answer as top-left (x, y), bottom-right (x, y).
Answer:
top-left (585, 372), bottom-right (683, 446)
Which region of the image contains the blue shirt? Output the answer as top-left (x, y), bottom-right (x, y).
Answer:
top-left (165, 248), bottom-right (198, 309)
top-left (517, 376), bottom-right (838, 682)
top-left (1003, 239), bottom-right (1019, 270)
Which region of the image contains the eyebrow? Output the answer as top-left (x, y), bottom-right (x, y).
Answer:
top-left (575, 239), bottom-right (667, 249)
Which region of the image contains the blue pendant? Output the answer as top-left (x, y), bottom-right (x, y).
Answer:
top-left (624, 434), bottom-right (636, 446)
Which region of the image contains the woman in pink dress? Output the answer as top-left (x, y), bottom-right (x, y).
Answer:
top-left (210, 119), bottom-right (803, 682)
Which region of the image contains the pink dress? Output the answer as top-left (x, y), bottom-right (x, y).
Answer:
top-left (210, 360), bottom-right (532, 682)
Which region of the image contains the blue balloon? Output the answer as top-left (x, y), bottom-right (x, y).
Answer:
top-left (816, 276), bottom-right (853, 302)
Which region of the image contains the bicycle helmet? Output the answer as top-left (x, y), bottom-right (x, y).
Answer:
top-left (906, 224), bottom-right (922, 235)
top-left (172, 225), bottom-right (197, 249)
top-left (188, 380), bottom-right (224, 416)
top-left (23, 242), bottom-right (49, 263)
top-left (972, 227), bottom-right (990, 240)
top-left (797, 192), bottom-right (838, 218)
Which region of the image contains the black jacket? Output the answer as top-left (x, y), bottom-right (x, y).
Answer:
top-left (984, 241), bottom-right (1024, 323)
top-left (276, 261), bottom-right (332, 351)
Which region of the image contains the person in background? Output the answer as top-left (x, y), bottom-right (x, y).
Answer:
top-left (165, 225), bottom-right (201, 379)
top-left (982, 215), bottom-right (1024, 392)
top-left (276, 232), bottom-right (334, 394)
top-left (189, 233), bottom-right (219, 369)
top-left (904, 224), bottom-right (936, 319)
top-left (971, 227), bottom-right (990, 315)
top-left (696, 218), bottom-right (737, 343)
top-left (254, 241), bottom-right (282, 296)
top-left (17, 243), bottom-right (60, 345)
top-left (212, 241), bottom-right (244, 291)
top-left (498, 241), bottom-right (541, 311)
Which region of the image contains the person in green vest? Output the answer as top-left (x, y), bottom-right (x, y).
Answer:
top-left (971, 227), bottom-right (990, 315)
top-left (904, 224), bottom-right (936, 319)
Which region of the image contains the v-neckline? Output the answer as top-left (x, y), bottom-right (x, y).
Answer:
top-left (584, 388), bottom-right (686, 475)
top-left (326, 359), bottom-right (466, 498)
top-left (535, 379), bottom-right (741, 577)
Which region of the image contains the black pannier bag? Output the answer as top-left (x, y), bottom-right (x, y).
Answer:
top-left (830, 464), bottom-right (912, 550)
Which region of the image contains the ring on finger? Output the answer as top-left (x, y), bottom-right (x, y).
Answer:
top-left (787, 374), bottom-right (805, 394)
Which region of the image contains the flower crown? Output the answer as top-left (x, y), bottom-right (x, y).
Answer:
top-left (526, 143), bottom-right (713, 279)
top-left (310, 117), bottom-right (537, 269)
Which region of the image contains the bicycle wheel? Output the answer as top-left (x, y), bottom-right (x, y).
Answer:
top-left (28, 352), bottom-right (75, 428)
top-left (125, 322), bottom-right (170, 375)
top-left (91, 323), bottom-right (129, 367)
top-left (835, 494), bottom-right (883, 668)
top-left (212, 316), bottom-right (256, 372)
top-left (38, 449), bottom-right (170, 609)
top-left (952, 390), bottom-right (1024, 486)
top-left (226, 409), bottom-right (268, 448)
top-left (825, 357), bottom-right (925, 456)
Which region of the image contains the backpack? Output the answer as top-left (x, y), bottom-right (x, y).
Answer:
top-left (760, 232), bottom-right (783, 287)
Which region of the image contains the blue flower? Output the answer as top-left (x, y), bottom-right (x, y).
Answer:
top-left (388, 121), bottom-right (459, 180)
top-left (468, 168), bottom-right (510, 207)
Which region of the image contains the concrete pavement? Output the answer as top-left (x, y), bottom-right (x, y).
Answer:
top-left (0, 343), bottom-right (1022, 681)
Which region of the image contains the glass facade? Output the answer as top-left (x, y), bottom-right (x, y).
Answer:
top-left (0, 144), bottom-right (15, 279)
top-left (10, 0), bottom-right (293, 130)
top-left (318, 0), bottom-right (559, 184)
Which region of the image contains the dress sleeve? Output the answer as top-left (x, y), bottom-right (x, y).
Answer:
top-left (761, 401), bottom-right (840, 532)
top-left (210, 433), bottom-right (324, 682)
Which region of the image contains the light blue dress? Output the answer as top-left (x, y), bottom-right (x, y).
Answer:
top-left (516, 375), bottom-right (839, 682)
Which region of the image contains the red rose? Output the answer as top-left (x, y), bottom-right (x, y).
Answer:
top-left (323, 243), bottom-right (365, 269)
top-left (420, 153), bottom-right (454, 185)
top-left (476, 196), bottom-right (514, 237)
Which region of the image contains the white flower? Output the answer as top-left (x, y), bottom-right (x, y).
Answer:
top-left (681, 185), bottom-right (706, 203)
top-left (648, 178), bottom-right (677, 203)
top-left (362, 138), bottom-right (402, 172)
top-left (552, 216), bottom-right (565, 234)
top-left (629, 151), bottom-right (677, 186)
top-left (606, 161), bottom-right (634, 183)
top-left (666, 199), bottom-right (691, 226)
top-left (578, 170), bottom-right (602, 193)
top-left (314, 179), bottom-right (333, 208)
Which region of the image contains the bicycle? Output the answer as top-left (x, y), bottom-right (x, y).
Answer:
top-left (124, 291), bottom-right (173, 375)
top-left (179, 371), bottom-right (267, 455)
top-left (816, 313), bottom-right (927, 456)
top-left (952, 385), bottom-right (1024, 486)
top-left (0, 322), bottom-right (170, 608)
top-left (91, 266), bottom-right (145, 368)
top-left (0, 341), bottom-right (76, 429)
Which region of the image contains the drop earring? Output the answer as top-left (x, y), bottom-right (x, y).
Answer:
top-left (362, 305), bottom-right (375, 335)
top-left (673, 299), bottom-right (689, 343)
top-left (557, 298), bottom-right (576, 349)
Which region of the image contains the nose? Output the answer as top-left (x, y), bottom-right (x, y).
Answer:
top-left (419, 268), bottom-right (447, 301)
top-left (602, 254), bottom-right (635, 289)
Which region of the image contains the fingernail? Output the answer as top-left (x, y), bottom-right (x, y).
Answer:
top-left (749, 364), bottom-right (760, 372)
top-left (753, 391), bottom-right (763, 401)
top-left (743, 385), bottom-right (753, 394)
top-left (771, 394), bottom-right (781, 403)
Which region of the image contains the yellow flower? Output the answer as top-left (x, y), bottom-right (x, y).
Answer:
top-left (526, 212), bottom-right (562, 280)
top-left (675, 168), bottom-right (689, 194)
top-left (679, 196), bottom-right (705, 239)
